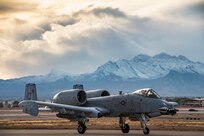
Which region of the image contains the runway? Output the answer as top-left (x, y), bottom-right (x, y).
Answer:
top-left (0, 129), bottom-right (204, 136)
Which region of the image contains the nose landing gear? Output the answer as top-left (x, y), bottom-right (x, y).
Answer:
top-left (143, 127), bottom-right (150, 135)
top-left (139, 114), bottom-right (150, 135)
top-left (121, 124), bottom-right (130, 133)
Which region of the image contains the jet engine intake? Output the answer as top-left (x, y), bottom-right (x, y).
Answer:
top-left (86, 89), bottom-right (110, 98)
top-left (53, 89), bottom-right (87, 106)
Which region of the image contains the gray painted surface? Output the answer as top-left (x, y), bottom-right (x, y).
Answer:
top-left (19, 84), bottom-right (178, 134)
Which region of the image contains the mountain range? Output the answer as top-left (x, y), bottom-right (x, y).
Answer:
top-left (1, 53), bottom-right (204, 99)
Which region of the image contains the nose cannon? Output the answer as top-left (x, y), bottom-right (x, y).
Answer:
top-left (159, 101), bottom-right (179, 115)
top-left (167, 108), bottom-right (178, 115)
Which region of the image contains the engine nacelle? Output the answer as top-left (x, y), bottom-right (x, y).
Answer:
top-left (86, 89), bottom-right (110, 98)
top-left (52, 89), bottom-right (87, 106)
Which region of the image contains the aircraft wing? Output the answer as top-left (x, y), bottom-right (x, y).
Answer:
top-left (19, 100), bottom-right (110, 118)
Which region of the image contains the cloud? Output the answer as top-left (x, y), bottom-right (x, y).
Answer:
top-left (0, 6), bottom-right (141, 78)
top-left (73, 6), bottom-right (126, 18)
top-left (0, 1), bottom-right (204, 79)
top-left (165, 0), bottom-right (204, 21)
top-left (182, 1), bottom-right (204, 19)
top-left (0, 6), bottom-right (127, 42)
top-left (0, 4), bottom-right (16, 13)
top-left (13, 6), bottom-right (127, 41)
top-left (0, 0), bottom-right (38, 15)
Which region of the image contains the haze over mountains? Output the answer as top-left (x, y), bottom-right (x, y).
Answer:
top-left (1, 53), bottom-right (204, 99)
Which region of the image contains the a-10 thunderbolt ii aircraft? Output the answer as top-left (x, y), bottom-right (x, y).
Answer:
top-left (19, 84), bottom-right (178, 135)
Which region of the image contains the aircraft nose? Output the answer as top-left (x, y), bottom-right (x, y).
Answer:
top-left (168, 101), bottom-right (178, 107)
top-left (162, 100), bottom-right (178, 108)
top-left (164, 101), bottom-right (178, 110)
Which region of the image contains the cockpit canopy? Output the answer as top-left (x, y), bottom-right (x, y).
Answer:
top-left (132, 88), bottom-right (161, 99)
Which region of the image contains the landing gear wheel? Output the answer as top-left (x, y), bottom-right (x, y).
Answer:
top-left (121, 124), bottom-right (130, 133)
top-left (77, 124), bottom-right (86, 134)
top-left (143, 127), bottom-right (149, 135)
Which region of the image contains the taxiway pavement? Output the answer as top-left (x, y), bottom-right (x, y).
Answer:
top-left (0, 129), bottom-right (204, 136)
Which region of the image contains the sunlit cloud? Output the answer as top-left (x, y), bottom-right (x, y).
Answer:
top-left (0, 0), bottom-right (203, 79)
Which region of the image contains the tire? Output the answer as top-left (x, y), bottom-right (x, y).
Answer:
top-left (121, 124), bottom-right (130, 133)
top-left (143, 127), bottom-right (149, 135)
top-left (77, 124), bottom-right (86, 134)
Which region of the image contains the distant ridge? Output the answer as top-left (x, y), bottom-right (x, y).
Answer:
top-left (1, 53), bottom-right (204, 99)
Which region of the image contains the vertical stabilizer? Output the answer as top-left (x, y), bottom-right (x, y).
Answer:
top-left (24, 83), bottom-right (37, 100)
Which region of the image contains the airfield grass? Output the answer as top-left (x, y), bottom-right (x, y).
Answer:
top-left (0, 109), bottom-right (204, 130)
top-left (1, 118), bottom-right (204, 130)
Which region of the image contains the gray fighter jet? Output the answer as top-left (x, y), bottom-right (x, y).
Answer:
top-left (19, 84), bottom-right (178, 135)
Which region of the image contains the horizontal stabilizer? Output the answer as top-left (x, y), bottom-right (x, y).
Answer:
top-left (19, 101), bottom-right (39, 116)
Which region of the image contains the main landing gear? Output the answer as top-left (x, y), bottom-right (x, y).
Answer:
top-left (76, 114), bottom-right (150, 135)
top-left (119, 117), bottom-right (130, 133)
top-left (77, 122), bottom-right (86, 134)
top-left (139, 114), bottom-right (150, 135)
top-left (77, 118), bottom-right (88, 134)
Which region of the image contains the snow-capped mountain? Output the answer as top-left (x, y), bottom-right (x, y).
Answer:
top-left (1, 53), bottom-right (204, 99)
top-left (93, 53), bottom-right (204, 79)
top-left (10, 69), bottom-right (71, 83)
top-left (11, 52), bottom-right (204, 82)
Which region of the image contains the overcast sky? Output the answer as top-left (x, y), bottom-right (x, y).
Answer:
top-left (0, 0), bottom-right (203, 79)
